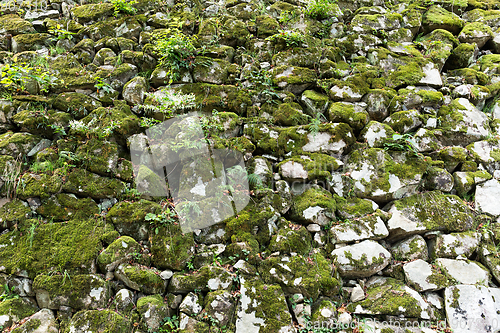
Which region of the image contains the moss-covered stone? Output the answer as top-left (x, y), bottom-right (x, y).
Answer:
top-left (53, 92), bottom-right (102, 119)
top-left (0, 14), bottom-right (35, 35)
top-left (106, 199), bottom-right (162, 240)
top-left (268, 223), bottom-right (312, 255)
top-left (259, 252), bottom-right (339, 300)
top-left (347, 277), bottom-right (436, 319)
top-left (12, 33), bottom-right (53, 53)
top-left (271, 65), bottom-right (317, 95)
top-left (0, 298), bottom-right (37, 329)
top-left (114, 264), bottom-right (165, 294)
top-left (291, 186), bottom-right (335, 225)
top-left (75, 138), bottom-right (119, 176)
top-left (168, 265), bottom-right (233, 293)
top-left (278, 153), bottom-right (341, 182)
top-left (0, 132), bottom-right (41, 157)
top-left (33, 274), bottom-right (110, 310)
top-left (226, 203), bottom-right (279, 247)
top-left (97, 236), bottom-right (146, 272)
top-left (422, 5), bottom-right (464, 35)
top-left (386, 191), bottom-right (474, 242)
top-left (327, 102), bottom-right (369, 132)
top-left (71, 3), bottom-right (115, 24)
top-left (11, 109), bottom-right (71, 138)
top-left (0, 199), bottom-right (32, 229)
top-left (37, 193), bottom-right (99, 221)
top-left (0, 218), bottom-right (108, 278)
top-left (150, 222), bottom-right (195, 271)
top-left (64, 309), bottom-right (130, 333)
top-left (16, 172), bottom-right (63, 200)
top-left (62, 168), bottom-right (126, 200)
top-left (344, 148), bottom-right (429, 203)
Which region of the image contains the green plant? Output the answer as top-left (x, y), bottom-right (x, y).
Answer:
top-left (279, 10), bottom-right (300, 25)
top-left (1, 157), bottom-right (22, 199)
top-left (238, 69), bottom-right (280, 104)
top-left (266, 30), bottom-right (306, 48)
top-left (305, 0), bottom-right (339, 20)
top-left (26, 220), bottom-right (39, 248)
top-left (110, 0), bottom-right (137, 16)
top-left (383, 133), bottom-right (420, 156)
top-left (153, 31), bottom-right (197, 83)
top-left (49, 46), bottom-right (67, 56)
top-left (308, 112), bottom-right (327, 138)
top-left (145, 207), bottom-right (177, 234)
top-left (158, 315), bottom-right (180, 332)
top-left (94, 76), bottom-right (114, 94)
top-left (48, 23), bottom-right (76, 41)
top-left (143, 87), bottom-right (196, 118)
top-left (0, 284), bottom-right (19, 302)
top-left (69, 117), bottom-right (122, 139)
top-left (0, 63), bottom-right (58, 93)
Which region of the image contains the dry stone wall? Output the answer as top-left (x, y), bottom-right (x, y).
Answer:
top-left (0, 0), bottom-right (500, 332)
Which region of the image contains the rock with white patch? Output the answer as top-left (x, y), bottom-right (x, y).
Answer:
top-left (10, 308), bottom-right (59, 333)
top-left (467, 139), bottom-right (500, 174)
top-left (204, 290), bottom-right (236, 327)
top-left (347, 276), bottom-right (437, 320)
top-left (235, 275), bottom-right (295, 333)
top-left (344, 148), bottom-right (428, 203)
top-left (435, 258), bottom-right (490, 285)
top-left (429, 231), bottom-right (480, 259)
top-left (385, 191), bottom-right (474, 242)
top-left (259, 252), bottom-right (340, 299)
top-left (359, 121), bottom-right (396, 148)
top-left (179, 292), bottom-right (203, 316)
top-left (329, 213), bottom-right (389, 244)
top-left (403, 259), bottom-right (449, 292)
top-left (291, 186), bottom-right (335, 226)
top-left (445, 285), bottom-right (500, 333)
top-left (97, 236), bottom-right (144, 272)
top-left (33, 274), bottom-right (110, 310)
top-left (114, 264), bottom-right (166, 295)
top-left (475, 179), bottom-right (500, 217)
top-left (437, 98), bottom-right (490, 146)
top-left (331, 240), bottom-right (391, 278)
top-left (168, 266), bottom-right (233, 293)
top-left (391, 235), bottom-right (429, 261)
top-left (113, 288), bottom-right (135, 314)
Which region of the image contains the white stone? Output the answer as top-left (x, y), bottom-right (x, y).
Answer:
top-left (476, 179), bottom-right (500, 217)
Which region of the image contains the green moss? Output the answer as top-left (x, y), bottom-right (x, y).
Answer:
top-left (16, 172), bottom-right (63, 200)
top-left (0, 199), bottom-right (32, 228)
top-left (0, 218), bottom-right (108, 278)
top-left (269, 223), bottom-right (312, 255)
top-left (393, 191), bottom-right (473, 232)
top-left (11, 318), bottom-right (42, 332)
top-left (335, 196), bottom-right (376, 219)
top-left (37, 193), bottom-right (99, 221)
top-left (259, 252), bottom-right (339, 301)
top-left (106, 199), bottom-right (161, 239)
top-left (62, 168), bottom-right (126, 199)
top-left (0, 298), bottom-right (37, 325)
top-left (347, 277), bottom-right (428, 318)
top-left (97, 236), bottom-right (144, 271)
top-left (12, 109), bottom-right (71, 137)
top-left (121, 264), bottom-right (164, 293)
top-left (0, 14), bottom-right (35, 34)
top-left (274, 102), bottom-right (309, 126)
top-left (65, 309), bottom-right (130, 333)
top-left (422, 6), bottom-right (464, 34)
top-left (277, 153), bottom-right (341, 181)
top-left (0, 132), bottom-right (40, 156)
top-left (75, 138), bottom-right (119, 176)
top-left (137, 294), bottom-right (164, 309)
top-left (150, 222), bottom-right (195, 270)
top-left (53, 92), bottom-right (102, 119)
top-left (226, 203), bottom-right (278, 246)
top-left (449, 68), bottom-right (490, 85)
top-left (71, 3), bottom-right (114, 23)
top-left (291, 187), bottom-right (335, 222)
top-left (272, 66), bottom-right (317, 86)
top-left (327, 102), bottom-right (369, 132)
top-left (33, 274), bottom-right (110, 309)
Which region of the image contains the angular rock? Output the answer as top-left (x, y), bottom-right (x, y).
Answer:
top-left (429, 231), bottom-right (480, 259)
top-left (33, 274), bottom-right (110, 310)
top-left (385, 191), bottom-right (474, 242)
top-left (435, 258), bottom-right (490, 285)
top-left (114, 264), bottom-right (165, 294)
top-left (235, 275), bottom-right (294, 333)
top-left (445, 285), bottom-right (500, 333)
top-left (331, 240), bottom-right (391, 278)
top-left (348, 276), bottom-right (435, 319)
top-left (391, 235), bottom-right (429, 262)
top-left (475, 179), bottom-right (500, 217)
top-left (403, 259), bottom-right (449, 292)
top-left (329, 213), bottom-right (389, 244)
top-left (10, 308), bottom-right (58, 333)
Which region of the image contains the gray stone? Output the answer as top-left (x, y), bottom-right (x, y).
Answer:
top-left (403, 259), bottom-right (449, 292)
top-left (331, 240), bottom-right (391, 278)
top-left (476, 179), bottom-right (500, 217)
top-left (436, 258), bottom-right (490, 285)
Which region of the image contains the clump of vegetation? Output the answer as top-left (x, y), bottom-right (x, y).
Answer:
top-left (383, 133), bottom-right (420, 156)
top-left (0, 63), bottom-right (59, 94)
top-left (153, 31), bottom-right (197, 83)
top-left (145, 207), bottom-right (177, 234)
top-left (143, 87), bottom-right (196, 118)
top-left (266, 30), bottom-right (306, 48)
top-left (111, 0), bottom-right (137, 16)
top-left (305, 0), bottom-right (339, 20)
